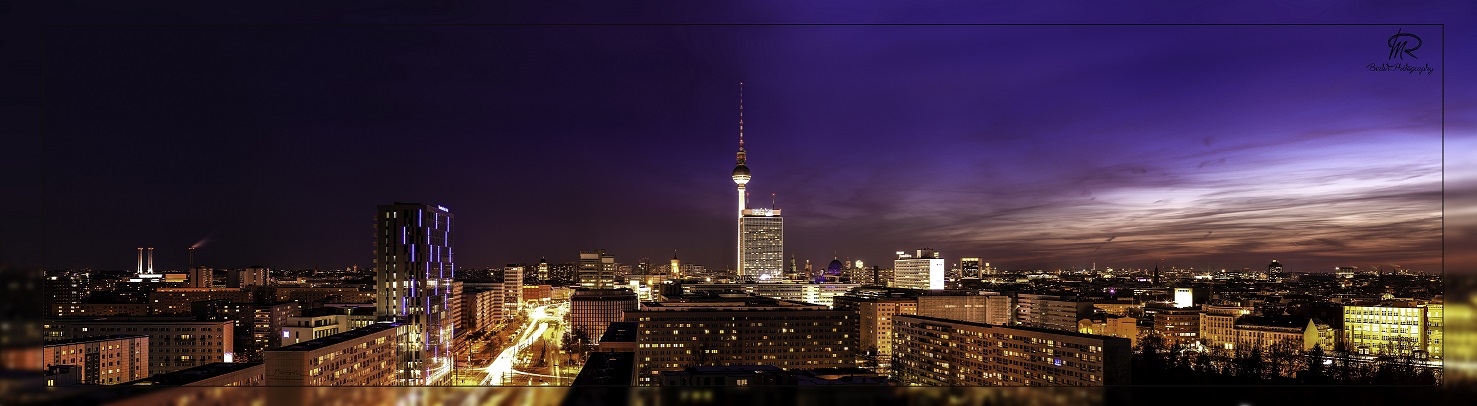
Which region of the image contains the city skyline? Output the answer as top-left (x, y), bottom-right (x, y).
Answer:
top-left (40, 25), bottom-right (1443, 273)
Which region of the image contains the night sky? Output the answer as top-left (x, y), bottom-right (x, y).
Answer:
top-left (13, 2), bottom-right (1473, 274)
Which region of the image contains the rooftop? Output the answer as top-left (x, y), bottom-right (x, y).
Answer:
top-left (570, 352), bottom-right (635, 386)
top-left (268, 322), bottom-right (400, 352)
top-left (897, 314), bottom-right (1134, 342)
top-left (42, 335), bottom-right (148, 347)
top-left (121, 362), bottom-right (263, 386)
top-left (599, 322), bottom-right (637, 343)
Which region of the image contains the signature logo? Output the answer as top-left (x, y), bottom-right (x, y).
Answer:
top-left (1387, 29), bottom-right (1421, 60)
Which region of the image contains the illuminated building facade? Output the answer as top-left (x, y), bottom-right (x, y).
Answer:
top-left (43, 335), bottom-right (149, 385)
top-left (832, 295), bottom-right (916, 369)
top-left (263, 322), bottom-right (402, 386)
top-left (374, 202), bottom-right (454, 385)
top-left (892, 249), bottom-right (943, 290)
top-left (625, 298), bottom-right (856, 386)
top-left (1343, 305), bottom-right (1429, 356)
top-left (45, 317), bottom-right (234, 374)
top-left (569, 289), bottom-right (639, 343)
top-left (578, 250), bottom-right (617, 290)
top-left (893, 314), bottom-right (1131, 386)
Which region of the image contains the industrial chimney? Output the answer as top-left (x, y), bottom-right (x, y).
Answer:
top-left (137, 247), bottom-right (144, 275)
top-left (147, 247), bottom-right (155, 274)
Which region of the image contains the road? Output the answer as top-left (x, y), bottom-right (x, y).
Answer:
top-left (479, 302), bottom-right (569, 386)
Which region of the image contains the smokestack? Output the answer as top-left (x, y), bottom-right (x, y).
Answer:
top-left (147, 248), bottom-right (155, 273)
top-left (137, 248), bottom-right (144, 274)
top-left (189, 247), bottom-right (195, 272)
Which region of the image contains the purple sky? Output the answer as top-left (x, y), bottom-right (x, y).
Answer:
top-left (8, 2), bottom-right (1472, 274)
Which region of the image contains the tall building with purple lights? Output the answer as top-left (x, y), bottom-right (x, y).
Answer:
top-left (374, 202), bottom-right (454, 385)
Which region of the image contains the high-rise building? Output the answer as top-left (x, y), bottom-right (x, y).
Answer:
top-left (568, 289), bottom-right (638, 343)
top-left (960, 258), bottom-right (982, 279)
top-left (1016, 294), bottom-right (1095, 332)
top-left (892, 249), bottom-right (944, 290)
top-left (731, 84), bottom-right (785, 283)
top-left (502, 265), bottom-right (525, 319)
top-left (228, 267), bottom-right (269, 288)
top-left (374, 202), bottom-right (455, 385)
top-left (189, 267), bottom-right (213, 288)
top-left (537, 258), bottom-right (550, 283)
top-left (578, 250), bottom-right (618, 289)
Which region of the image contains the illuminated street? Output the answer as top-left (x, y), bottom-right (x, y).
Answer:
top-left (480, 302), bottom-right (569, 386)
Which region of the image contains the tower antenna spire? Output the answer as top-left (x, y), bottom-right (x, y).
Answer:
top-left (739, 82), bottom-right (744, 150)
top-left (771, 192), bottom-right (776, 209)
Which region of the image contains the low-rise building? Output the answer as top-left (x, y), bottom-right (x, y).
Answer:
top-left (43, 335), bottom-right (149, 385)
top-left (262, 322), bottom-right (402, 386)
top-left (893, 314), bottom-right (1132, 386)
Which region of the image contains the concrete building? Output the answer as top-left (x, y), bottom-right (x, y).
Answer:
top-left (569, 289), bottom-right (639, 343)
top-left (833, 295), bottom-right (917, 369)
top-left (680, 283), bottom-right (860, 308)
top-left (1017, 294), bottom-right (1095, 332)
top-left (1343, 304), bottom-right (1429, 356)
top-left (43, 335), bottom-right (149, 385)
top-left (893, 315), bottom-right (1132, 386)
top-left (147, 288), bottom-right (253, 315)
top-left (44, 317), bottom-right (234, 374)
top-left (892, 249), bottom-right (943, 290)
top-left (227, 267), bottom-right (269, 288)
top-left (262, 322), bottom-right (402, 386)
top-left (624, 297), bottom-right (856, 386)
top-left (1078, 315), bottom-right (1139, 348)
top-left (188, 267), bottom-right (213, 288)
top-left (1151, 306), bottom-right (1202, 346)
top-left (578, 250), bottom-right (618, 290)
top-left (502, 265), bottom-right (525, 319)
top-left (1199, 314), bottom-right (1335, 355)
top-left (375, 202), bottom-right (455, 385)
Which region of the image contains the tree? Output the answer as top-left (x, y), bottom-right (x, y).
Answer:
top-left (1301, 344), bottom-right (1326, 384)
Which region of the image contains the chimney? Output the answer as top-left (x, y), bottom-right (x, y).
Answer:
top-left (189, 247), bottom-right (195, 272)
top-left (147, 248), bottom-right (155, 273)
top-left (137, 248), bottom-right (144, 274)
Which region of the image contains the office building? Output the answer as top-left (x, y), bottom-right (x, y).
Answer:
top-left (374, 202), bottom-right (455, 385)
top-left (502, 265), bottom-right (524, 319)
top-left (1343, 304), bottom-right (1429, 356)
top-left (43, 335), bottom-right (149, 385)
top-left (569, 289), bottom-right (639, 343)
top-left (892, 249), bottom-right (943, 290)
top-left (893, 315), bottom-right (1132, 386)
top-left (960, 258), bottom-right (982, 279)
top-left (578, 250), bottom-right (618, 290)
top-left (263, 322), bottom-right (402, 386)
top-left (625, 297), bottom-right (856, 385)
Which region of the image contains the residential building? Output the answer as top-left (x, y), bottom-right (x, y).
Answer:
top-left (893, 314), bottom-right (1132, 386)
